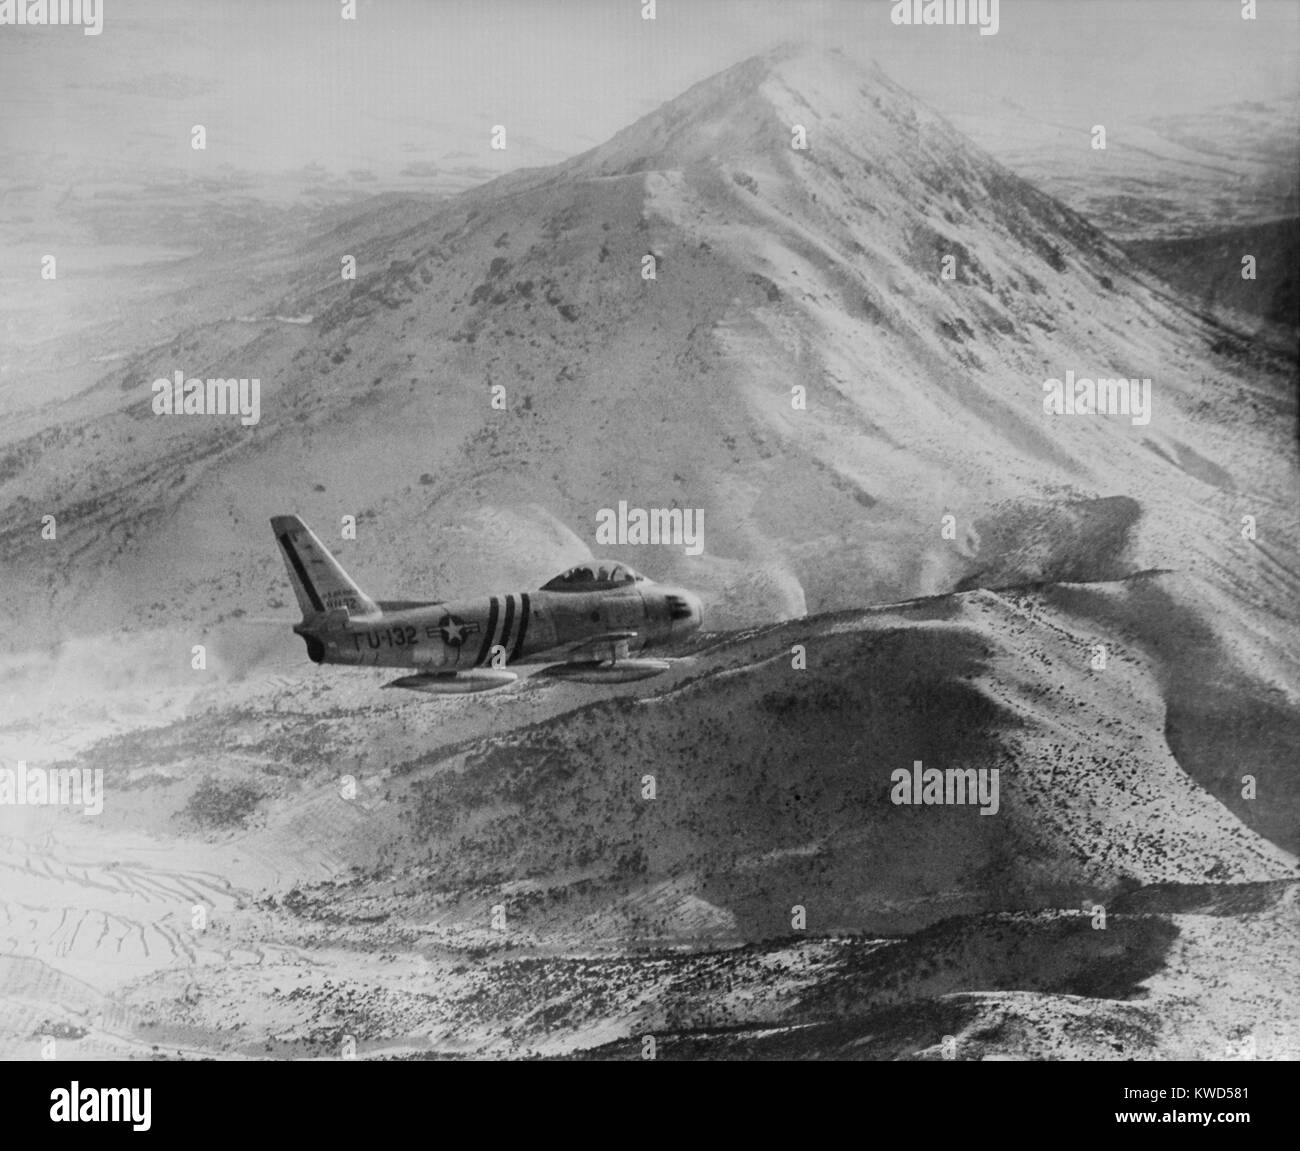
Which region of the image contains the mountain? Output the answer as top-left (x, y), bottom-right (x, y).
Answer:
top-left (2, 44), bottom-right (1295, 639)
top-left (1, 45), bottom-right (1296, 1061)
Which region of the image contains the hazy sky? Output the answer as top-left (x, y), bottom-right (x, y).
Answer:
top-left (1, 0), bottom-right (1296, 178)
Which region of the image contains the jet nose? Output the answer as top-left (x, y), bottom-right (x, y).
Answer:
top-left (684, 591), bottom-right (703, 631)
top-left (665, 589), bottom-right (703, 635)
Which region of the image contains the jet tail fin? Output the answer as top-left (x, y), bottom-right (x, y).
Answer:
top-left (271, 515), bottom-right (379, 621)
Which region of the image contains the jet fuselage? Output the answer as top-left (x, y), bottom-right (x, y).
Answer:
top-left (297, 582), bottom-right (701, 671)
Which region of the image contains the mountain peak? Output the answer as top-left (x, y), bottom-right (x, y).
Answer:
top-left (564, 44), bottom-right (893, 177)
top-left (738, 40), bottom-right (871, 76)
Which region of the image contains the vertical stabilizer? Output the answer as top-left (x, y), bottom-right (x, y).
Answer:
top-left (271, 515), bottom-right (379, 619)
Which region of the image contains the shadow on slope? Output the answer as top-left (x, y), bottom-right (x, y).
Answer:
top-left (1037, 576), bottom-right (1300, 855)
top-left (355, 573), bottom-right (1293, 945)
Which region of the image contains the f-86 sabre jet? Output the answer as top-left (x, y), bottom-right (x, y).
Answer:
top-left (271, 515), bottom-right (703, 694)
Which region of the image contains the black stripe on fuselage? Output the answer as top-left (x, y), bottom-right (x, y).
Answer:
top-left (499, 593), bottom-right (516, 660)
top-left (476, 596), bottom-right (499, 666)
top-left (510, 593), bottom-right (531, 662)
top-left (279, 533), bottom-right (324, 612)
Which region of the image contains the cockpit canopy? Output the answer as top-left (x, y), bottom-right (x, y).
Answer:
top-left (540, 561), bottom-right (649, 592)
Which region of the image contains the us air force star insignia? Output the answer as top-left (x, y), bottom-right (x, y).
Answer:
top-left (438, 614), bottom-right (478, 645)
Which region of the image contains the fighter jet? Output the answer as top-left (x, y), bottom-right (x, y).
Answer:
top-left (271, 515), bottom-right (703, 694)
